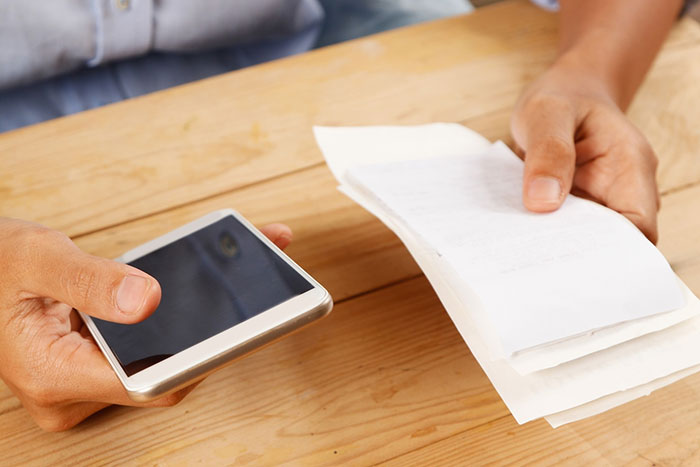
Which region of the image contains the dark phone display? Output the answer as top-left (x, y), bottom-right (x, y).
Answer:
top-left (93, 216), bottom-right (313, 376)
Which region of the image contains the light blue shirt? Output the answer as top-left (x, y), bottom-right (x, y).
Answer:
top-left (2, 0), bottom-right (693, 133)
top-left (0, 0), bottom-right (472, 132)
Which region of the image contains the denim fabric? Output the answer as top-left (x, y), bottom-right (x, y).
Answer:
top-left (316, 0), bottom-right (472, 47)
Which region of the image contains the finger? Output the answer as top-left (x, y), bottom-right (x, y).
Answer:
top-left (513, 143), bottom-right (526, 161)
top-left (511, 97), bottom-right (578, 212)
top-left (50, 333), bottom-right (201, 408)
top-left (574, 137), bottom-right (606, 166)
top-left (19, 228), bottom-right (161, 324)
top-left (574, 163), bottom-right (659, 243)
top-left (32, 401), bottom-right (109, 432)
top-left (260, 223), bottom-right (293, 250)
top-left (622, 209), bottom-right (659, 245)
top-left (140, 380), bottom-right (202, 408)
top-left (569, 186), bottom-right (600, 204)
top-left (3, 373), bottom-right (109, 432)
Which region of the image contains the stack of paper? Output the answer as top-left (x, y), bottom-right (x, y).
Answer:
top-left (313, 123), bottom-right (700, 427)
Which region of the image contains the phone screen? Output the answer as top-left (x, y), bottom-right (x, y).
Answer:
top-left (93, 216), bottom-right (313, 376)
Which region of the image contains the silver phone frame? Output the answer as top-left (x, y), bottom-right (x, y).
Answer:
top-left (80, 209), bottom-right (332, 402)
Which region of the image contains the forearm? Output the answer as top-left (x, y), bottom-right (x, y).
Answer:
top-left (556, 0), bottom-right (683, 110)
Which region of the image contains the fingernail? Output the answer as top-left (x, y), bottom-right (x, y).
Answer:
top-left (277, 233), bottom-right (292, 246)
top-left (528, 176), bottom-right (562, 204)
top-left (116, 275), bottom-right (150, 315)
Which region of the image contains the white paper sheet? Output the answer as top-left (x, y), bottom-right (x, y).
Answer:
top-left (321, 125), bottom-right (696, 373)
top-left (545, 363), bottom-right (700, 428)
top-left (314, 123), bottom-right (491, 182)
top-left (508, 295), bottom-right (699, 374)
top-left (315, 124), bottom-right (700, 425)
top-left (346, 142), bottom-right (685, 355)
top-left (340, 182), bottom-right (700, 424)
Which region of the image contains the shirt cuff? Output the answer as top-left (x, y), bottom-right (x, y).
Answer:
top-left (530, 0), bottom-right (559, 12)
top-left (88, 0), bottom-right (153, 67)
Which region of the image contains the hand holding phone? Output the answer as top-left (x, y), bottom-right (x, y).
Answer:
top-left (82, 210), bottom-right (332, 401)
top-left (0, 215), bottom-right (315, 431)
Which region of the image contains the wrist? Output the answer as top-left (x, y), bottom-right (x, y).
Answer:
top-left (554, 26), bottom-right (651, 111)
top-left (537, 54), bottom-right (619, 110)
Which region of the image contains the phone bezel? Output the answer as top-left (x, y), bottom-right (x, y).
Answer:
top-left (80, 209), bottom-right (332, 402)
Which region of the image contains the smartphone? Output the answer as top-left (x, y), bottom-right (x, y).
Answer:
top-left (80, 209), bottom-right (332, 402)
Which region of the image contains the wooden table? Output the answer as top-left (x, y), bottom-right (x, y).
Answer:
top-left (2, 1), bottom-right (700, 464)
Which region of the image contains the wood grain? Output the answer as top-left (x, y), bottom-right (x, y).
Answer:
top-left (67, 155), bottom-right (700, 306)
top-left (2, 120), bottom-right (700, 465)
top-left (0, 278), bottom-right (508, 466)
top-left (658, 183), bottom-right (700, 292)
top-left (69, 165), bottom-right (422, 304)
top-left (2, 0), bottom-right (700, 465)
top-left (1, 1), bottom-right (699, 237)
top-left (3, 172), bottom-right (699, 464)
top-left (383, 373), bottom-right (700, 466)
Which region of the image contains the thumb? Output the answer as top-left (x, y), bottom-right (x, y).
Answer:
top-left (23, 229), bottom-right (161, 324)
top-left (512, 97), bottom-right (578, 212)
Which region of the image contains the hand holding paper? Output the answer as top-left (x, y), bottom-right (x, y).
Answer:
top-left (346, 143), bottom-right (683, 355)
top-left (314, 123), bottom-right (700, 427)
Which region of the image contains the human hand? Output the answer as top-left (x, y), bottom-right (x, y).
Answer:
top-left (0, 217), bottom-right (292, 431)
top-left (511, 61), bottom-right (660, 243)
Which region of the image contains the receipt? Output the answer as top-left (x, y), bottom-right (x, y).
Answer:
top-left (314, 124), bottom-right (700, 425)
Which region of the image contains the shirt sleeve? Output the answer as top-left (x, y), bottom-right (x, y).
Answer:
top-left (88, 0), bottom-right (154, 67)
top-left (530, 0), bottom-right (558, 11)
top-left (0, 0), bottom-right (324, 90)
top-left (88, 0), bottom-right (325, 65)
top-left (0, 1), bottom-right (96, 90)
